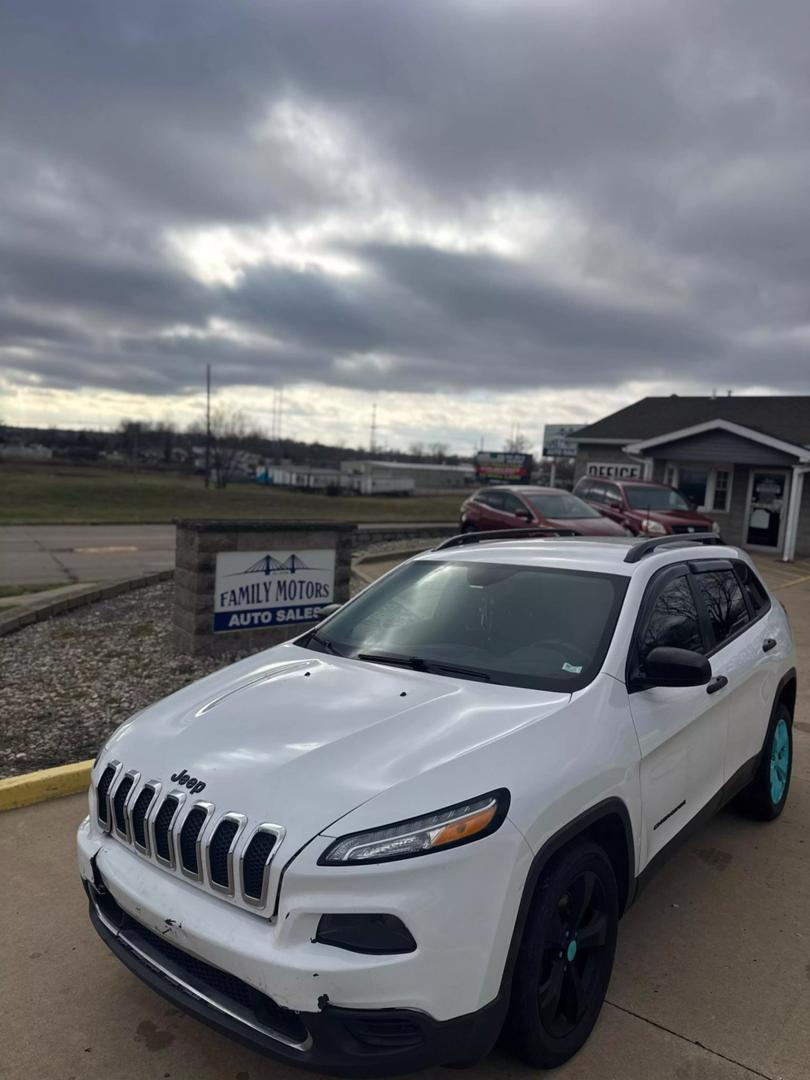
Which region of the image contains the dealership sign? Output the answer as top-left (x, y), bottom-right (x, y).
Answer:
top-left (474, 451), bottom-right (533, 483)
top-left (585, 462), bottom-right (642, 480)
top-left (214, 549), bottom-right (336, 632)
top-left (542, 424), bottom-right (583, 458)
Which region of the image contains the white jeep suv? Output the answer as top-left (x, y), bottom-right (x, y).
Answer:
top-left (78, 531), bottom-right (796, 1075)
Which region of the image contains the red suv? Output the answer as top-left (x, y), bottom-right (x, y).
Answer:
top-left (460, 486), bottom-right (630, 536)
top-left (573, 477), bottom-right (718, 537)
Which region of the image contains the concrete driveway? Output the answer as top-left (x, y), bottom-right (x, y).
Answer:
top-left (3, 737), bottom-right (810, 1080)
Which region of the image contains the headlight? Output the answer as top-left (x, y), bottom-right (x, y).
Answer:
top-left (641, 518), bottom-right (666, 535)
top-left (318, 790), bottom-right (510, 865)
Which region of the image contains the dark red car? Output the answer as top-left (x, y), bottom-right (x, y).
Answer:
top-left (573, 477), bottom-right (718, 537)
top-left (460, 485), bottom-right (630, 536)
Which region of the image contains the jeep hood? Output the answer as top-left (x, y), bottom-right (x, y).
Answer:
top-left (101, 642), bottom-right (568, 855)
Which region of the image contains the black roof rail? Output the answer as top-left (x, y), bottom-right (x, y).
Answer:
top-left (435, 527), bottom-right (582, 551)
top-left (623, 532), bottom-right (722, 564)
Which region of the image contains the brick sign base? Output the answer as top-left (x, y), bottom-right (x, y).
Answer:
top-left (174, 519), bottom-right (356, 657)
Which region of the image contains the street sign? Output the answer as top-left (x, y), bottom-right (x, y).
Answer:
top-left (542, 424), bottom-right (583, 458)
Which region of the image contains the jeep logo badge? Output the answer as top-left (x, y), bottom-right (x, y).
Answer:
top-left (170, 768), bottom-right (206, 795)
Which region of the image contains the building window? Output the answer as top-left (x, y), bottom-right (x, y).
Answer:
top-left (712, 470), bottom-right (730, 511)
top-left (678, 469), bottom-right (708, 509)
top-left (664, 465), bottom-right (733, 512)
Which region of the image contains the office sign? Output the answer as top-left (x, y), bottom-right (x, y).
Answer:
top-left (585, 462), bottom-right (642, 480)
top-left (542, 424), bottom-right (583, 458)
top-left (214, 549), bottom-right (336, 632)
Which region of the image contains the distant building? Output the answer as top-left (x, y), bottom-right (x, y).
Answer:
top-left (0, 442), bottom-right (53, 461)
top-left (341, 459), bottom-right (474, 492)
top-left (574, 396), bottom-right (810, 560)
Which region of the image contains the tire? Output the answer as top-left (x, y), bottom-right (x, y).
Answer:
top-left (505, 841), bottom-right (618, 1069)
top-left (738, 702), bottom-right (793, 820)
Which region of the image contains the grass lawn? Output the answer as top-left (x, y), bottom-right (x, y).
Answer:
top-left (0, 464), bottom-right (463, 525)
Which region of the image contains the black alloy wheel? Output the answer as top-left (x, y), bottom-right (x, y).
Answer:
top-left (506, 841), bottom-right (618, 1068)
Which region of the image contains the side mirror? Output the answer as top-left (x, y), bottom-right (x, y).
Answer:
top-left (514, 508), bottom-right (532, 521)
top-left (316, 603), bottom-right (342, 620)
top-left (641, 646), bottom-right (711, 688)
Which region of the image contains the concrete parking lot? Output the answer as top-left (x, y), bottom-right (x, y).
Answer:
top-left (3, 554), bottom-right (810, 1080)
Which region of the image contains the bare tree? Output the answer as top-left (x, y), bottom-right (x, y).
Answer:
top-left (408, 441), bottom-right (425, 460)
top-left (428, 441), bottom-right (449, 464)
top-left (210, 406), bottom-right (251, 488)
top-left (503, 430), bottom-right (533, 454)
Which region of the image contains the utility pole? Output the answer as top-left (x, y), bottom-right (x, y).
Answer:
top-left (204, 363), bottom-right (211, 488)
top-left (369, 402), bottom-right (377, 455)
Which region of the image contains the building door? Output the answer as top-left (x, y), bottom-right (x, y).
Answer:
top-left (746, 471), bottom-right (789, 549)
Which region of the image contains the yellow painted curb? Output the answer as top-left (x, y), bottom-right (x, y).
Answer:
top-left (0, 759), bottom-right (93, 812)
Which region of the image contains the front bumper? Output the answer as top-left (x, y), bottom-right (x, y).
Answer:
top-left (86, 878), bottom-right (507, 1077)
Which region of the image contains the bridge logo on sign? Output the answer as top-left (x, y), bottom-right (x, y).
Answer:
top-left (213, 548), bottom-right (336, 633)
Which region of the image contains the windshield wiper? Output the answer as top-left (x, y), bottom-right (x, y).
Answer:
top-left (356, 651), bottom-right (491, 682)
top-left (306, 634), bottom-right (345, 657)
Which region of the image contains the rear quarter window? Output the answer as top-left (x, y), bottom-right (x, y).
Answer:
top-left (693, 569), bottom-right (750, 648)
top-left (735, 562), bottom-right (771, 616)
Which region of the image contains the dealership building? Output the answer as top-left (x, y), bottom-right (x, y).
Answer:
top-left (573, 396), bottom-right (810, 560)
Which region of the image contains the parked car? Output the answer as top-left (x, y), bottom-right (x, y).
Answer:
top-left (460, 484), bottom-right (630, 536)
top-left (574, 477), bottom-right (719, 537)
top-left (78, 531), bottom-right (795, 1074)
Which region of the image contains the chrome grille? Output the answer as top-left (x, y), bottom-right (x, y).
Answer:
top-left (91, 764), bottom-right (284, 911)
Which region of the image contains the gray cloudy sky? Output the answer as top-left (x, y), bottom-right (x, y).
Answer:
top-left (2, 0), bottom-right (809, 451)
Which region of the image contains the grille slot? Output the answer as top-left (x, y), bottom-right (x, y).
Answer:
top-left (131, 785), bottom-right (156, 851)
top-left (242, 829), bottom-right (279, 902)
top-left (113, 774), bottom-right (134, 835)
top-left (96, 764), bottom-right (116, 827)
top-left (180, 806), bottom-right (209, 877)
top-left (153, 796), bottom-right (179, 864)
top-left (209, 818), bottom-right (240, 890)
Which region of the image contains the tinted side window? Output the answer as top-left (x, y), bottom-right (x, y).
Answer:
top-left (501, 493), bottom-right (525, 515)
top-left (694, 570), bottom-right (750, 647)
top-left (486, 490), bottom-right (506, 510)
top-left (589, 482), bottom-right (607, 501)
top-left (640, 576), bottom-right (703, 659)
top-left (735, 562), bottom-right (770, 615)
top-left (602, 483), bottom-right (622, 504)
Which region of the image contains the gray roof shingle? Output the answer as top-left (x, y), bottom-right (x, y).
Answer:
top-left (575, 396), bottom-right (810, 448)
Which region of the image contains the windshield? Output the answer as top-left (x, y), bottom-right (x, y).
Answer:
top-left (524, 493), bottom-right (602, 520)
top-left (304, 559), bottom-right (628, 692)
top-left (624, 485), bottom-right (690, 511)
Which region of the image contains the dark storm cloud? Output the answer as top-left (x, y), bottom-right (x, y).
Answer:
top-left (2, 0), bottom-right (810, 403)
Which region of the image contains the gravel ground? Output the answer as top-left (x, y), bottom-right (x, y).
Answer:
top-left (0, 539), bottom-right (443, 778)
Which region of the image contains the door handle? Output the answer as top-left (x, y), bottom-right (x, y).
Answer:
top-left (762, 638), bottom-right (777, 653)
top-left (706, 675), bottom-right (728, 695)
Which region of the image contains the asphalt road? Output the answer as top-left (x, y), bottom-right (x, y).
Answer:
top-left (0, 524), bottom-right (176, 586)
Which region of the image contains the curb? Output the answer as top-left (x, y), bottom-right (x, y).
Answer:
top-left (0, 760), bottom-right (93, 812)
top-left (0, 568), bottom-right (174, 637)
